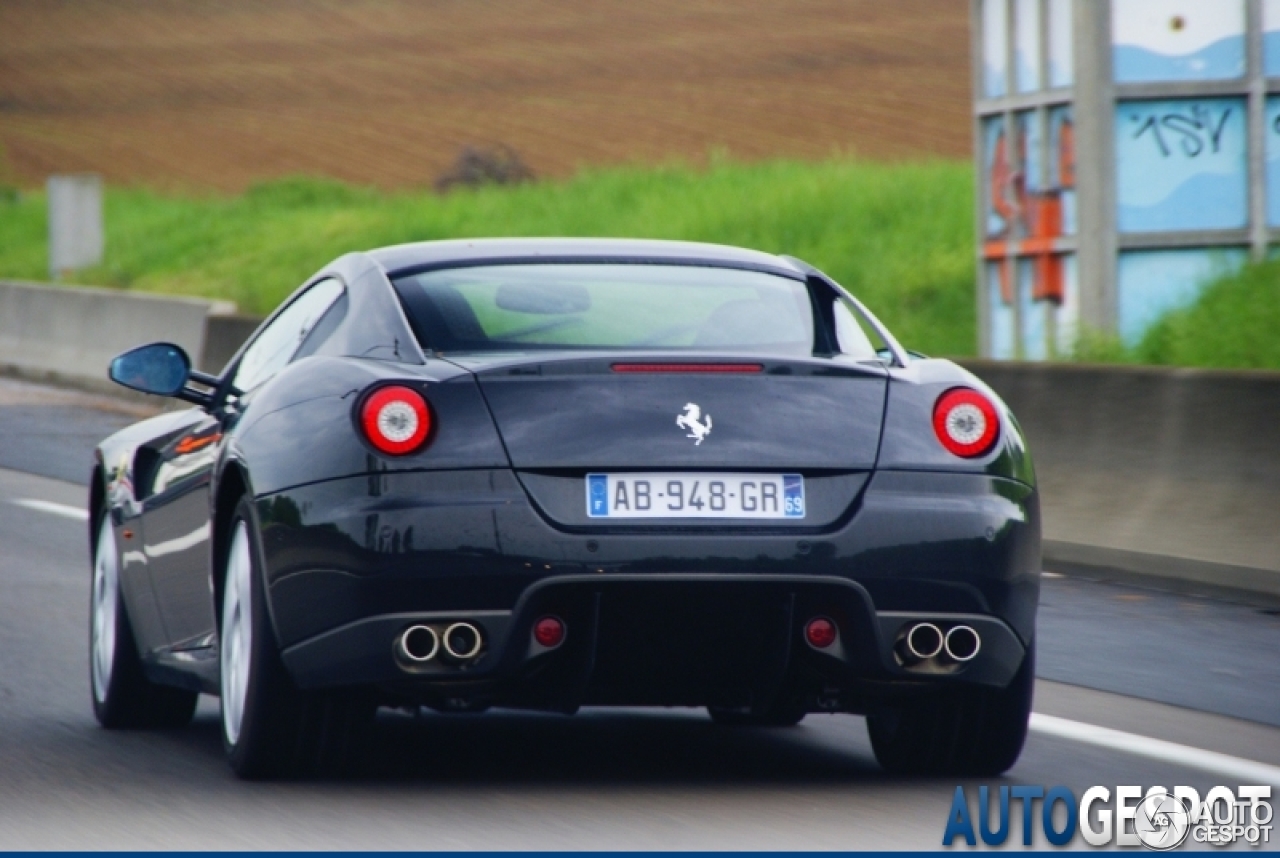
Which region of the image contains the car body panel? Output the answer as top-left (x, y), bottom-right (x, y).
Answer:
top-left (471, 355), bottom-right (887, 471)
top-left (256, 467), bottom-right (1038, 651)
top-left (878, 357), bottom-right (1036, 485)
top-left (230, 356), bottom-right (507, 497)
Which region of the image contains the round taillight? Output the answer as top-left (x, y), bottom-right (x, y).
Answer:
top-left (533, 616), bottom-right (566, 648)
top-left (932, 387), bottom-right (1000, 458)
top-left (805, 617), bottom-right (837, 649)
top-left (360, 385), bottom-right (431, 456)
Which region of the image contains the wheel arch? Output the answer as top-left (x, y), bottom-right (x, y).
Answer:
top-left (211, 461), bottom-right (251, 633)
top-left (88, 463), bottom-right (107, 556)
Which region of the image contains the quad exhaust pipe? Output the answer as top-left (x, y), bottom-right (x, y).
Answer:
top-left (904, 622), bottom-right (943, 661)
top-left (442, 622), bottom-right (484, 660)
top-left (943, 625), bottom-right (980, 662)
top-left (898, 622), bottom-right (981, 665)
top-left (395, 625), bottom-right (440, 664)
top-left (394, 621), bottom-right (486, 668)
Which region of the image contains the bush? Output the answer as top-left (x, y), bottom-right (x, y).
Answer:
top-left (435, 144), bottom-right (535, 192)
top-left (1135, 259), bottom-right (1280, 370)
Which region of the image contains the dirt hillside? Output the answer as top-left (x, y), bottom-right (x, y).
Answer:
top-left (0, 0), bottom-right (972, 190)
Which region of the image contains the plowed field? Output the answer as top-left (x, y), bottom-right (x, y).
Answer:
top-left (0, 0), bottom-right (971, 190)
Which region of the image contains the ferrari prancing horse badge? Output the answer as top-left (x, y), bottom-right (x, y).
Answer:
top-left (676, 403), bottom-right (712, 445)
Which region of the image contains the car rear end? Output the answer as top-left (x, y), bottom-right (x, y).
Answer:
top-left (252, 246), bottom-right (1039, 735)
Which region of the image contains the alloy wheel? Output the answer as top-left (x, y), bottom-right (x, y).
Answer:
top-left (90, 518), bottom-right (118, 704)
top-left (220, 521), bottom-right (254, 745)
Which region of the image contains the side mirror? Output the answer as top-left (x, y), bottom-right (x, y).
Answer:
top-left (109, 343), bottom-right (192, 397)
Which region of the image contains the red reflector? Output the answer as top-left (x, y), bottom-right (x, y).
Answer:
top-left (932, 387), bottom-right (1000, 458)
top-left (360, 385), bottom-right (432, 456)
top-left (611, 363), bottom-right (764, 373)
top-left (805, 617), bottom-right (837, 649)
top-left (533, 616), bottom-right (566, 648)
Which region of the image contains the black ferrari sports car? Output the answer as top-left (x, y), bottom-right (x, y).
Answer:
top-left (90, 238), bottom-right (1040, 779)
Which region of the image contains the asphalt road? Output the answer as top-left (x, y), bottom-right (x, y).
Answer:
top-left (1, 376), bottom-right (1278, 849)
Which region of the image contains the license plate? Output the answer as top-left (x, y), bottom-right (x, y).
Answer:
top-left (586, 473), bottom-right (805, 519)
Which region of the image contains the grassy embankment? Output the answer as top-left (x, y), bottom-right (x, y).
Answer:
top-left (0, 160), bottom-right (976, 356)
top-left (1, 159), bottom-right (1277, 367)
top-left (1076, 260), bottom-right (1280, 370)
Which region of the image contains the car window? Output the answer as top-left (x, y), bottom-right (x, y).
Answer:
top-left (231, 278), bottom-right (344, 393)
top-left (292, 291), bottom-right (349, 361)
top-left (392, 264), bottom-right (815, 355)
top-left (832, 297), bottom-right (878, 359)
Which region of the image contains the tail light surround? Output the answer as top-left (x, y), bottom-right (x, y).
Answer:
top-left (360, 385), bottom-right (432, 456)
top-left (932, 387), bottom-right (1000, 458)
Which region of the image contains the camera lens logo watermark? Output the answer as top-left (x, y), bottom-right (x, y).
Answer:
top-left (1134, 792), bottom-right (1191, 850)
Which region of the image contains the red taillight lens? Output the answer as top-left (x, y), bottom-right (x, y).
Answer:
top-left (805, 617), bottom-right (837, 649)
top-left (932, 387), bottom-right (1000, 458)
top-left (533, 616), bottom-right (566, 648)
top-left (360, 385), bottom-right (431, 456)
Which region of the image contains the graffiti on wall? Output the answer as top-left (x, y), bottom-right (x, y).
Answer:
top-left (1116, 98), bottom-right (1247, 232)
top-left (978, 0), bottom-right (1256, 359)
top-left (982, 107), bottom-right (1076, 356)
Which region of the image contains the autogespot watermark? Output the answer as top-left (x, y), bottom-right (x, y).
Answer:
top-left (943, 784), bottom-right (1273, 849)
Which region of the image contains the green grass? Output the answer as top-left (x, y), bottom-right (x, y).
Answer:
top-left (1134, 259), bottom-right (1280, 370)
top-left (0, 160), bottom-right (978, 356)
top-left (4, 160), bottom-right (1278, 369)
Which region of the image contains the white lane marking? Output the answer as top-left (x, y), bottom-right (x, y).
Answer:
top-left (1031, 713), bottom-right (1280, 786)
top-left (11, 498), bottom-right (89, 521)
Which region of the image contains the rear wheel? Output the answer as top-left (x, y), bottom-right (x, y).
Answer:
top-left (867, 641), bottom-right (1035, 777)
top-left (90, 514), bottom-right (198, 729)
top-left (220, 500), bottom-right (374, 779)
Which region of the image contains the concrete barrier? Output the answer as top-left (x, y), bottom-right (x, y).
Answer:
top-left (963, 360), bottom-right (1280, 602)
top-left (201, 313), bottom-right (262, 375)
top-left (0, 280), bottom-right (234, 394)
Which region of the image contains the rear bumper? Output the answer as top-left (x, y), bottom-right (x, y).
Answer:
top-left (280, 573), bottom-right (1028, 710)
top-left (260, 466), bottom-right (1039, 707)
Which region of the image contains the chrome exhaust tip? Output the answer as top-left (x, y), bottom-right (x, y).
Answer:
top-left (904, 622), bottom-right (944, 661)
top-left (944, 625), bottom-right (981, 662)
top-left (395, 625), bottom-right (439, 664)
top-left (443, 622), bottom-right (484, 661)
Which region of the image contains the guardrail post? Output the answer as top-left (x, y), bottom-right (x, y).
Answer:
top-left (47, 174), bottom-right (104, 281)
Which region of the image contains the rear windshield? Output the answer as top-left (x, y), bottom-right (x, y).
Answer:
top-left (392, 264), bottom-right (818, 355)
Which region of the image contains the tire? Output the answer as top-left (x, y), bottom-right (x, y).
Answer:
top-left (867, 640), bottom-right (1035, 777)
top-left (219, 499), bottom-right (374, 779)
top-left (90, 513), bottom-right (198, 729)
top-left (707, 699), bottom-right (807, 727)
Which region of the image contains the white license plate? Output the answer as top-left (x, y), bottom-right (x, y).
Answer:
top-left (586, 473), bottom-right (805, 519)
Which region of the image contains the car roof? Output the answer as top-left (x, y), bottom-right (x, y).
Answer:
top-left (366, 238), bottom-right (806, 279)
